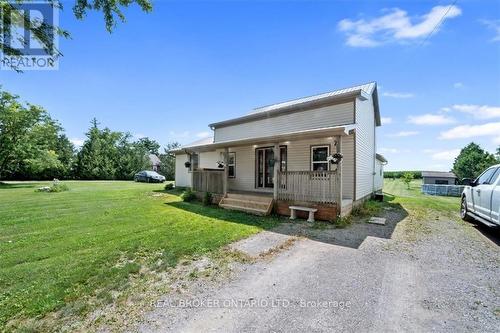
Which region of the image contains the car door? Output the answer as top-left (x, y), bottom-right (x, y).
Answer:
top-left (472, 167), bottom-right (497, 219)
top-left (480, 167), bottom-right (500, 221)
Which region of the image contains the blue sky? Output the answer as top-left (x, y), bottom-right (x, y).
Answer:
top-left (3, 0), bottom-right (500, 171)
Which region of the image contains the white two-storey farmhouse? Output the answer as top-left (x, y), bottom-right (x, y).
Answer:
top-left (172, 82), bottom-right (386, 219)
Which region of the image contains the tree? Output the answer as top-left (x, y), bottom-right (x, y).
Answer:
top-left (0, 88), bottom-right (73, 180)
top-left (402, 172), bottom-right (414, 189)
top-left (75, 119), bottom-right (152, 180)
top-left (76, 119), bottom-right (121, 179)
top-left (159, 142), bottom-right (180, 180)
top-left (0, 0), bottom-right (152, 69)
top-left (453, 142), bottom-right (499, 181)
top-left (136, 137), bottom-right (160, 155)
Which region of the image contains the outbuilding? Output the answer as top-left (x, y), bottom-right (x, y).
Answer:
top-left (422, 171), bottom-right (457, 185)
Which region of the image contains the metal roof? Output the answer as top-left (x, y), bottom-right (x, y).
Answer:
top-left (251, 82), bottom-right (376, 114)
top-left (421, 171), bottom-right (457, 178)
top-left (208, 82), bottom-right (380, 128)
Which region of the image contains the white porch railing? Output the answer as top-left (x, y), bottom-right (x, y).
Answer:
top-left (277, 170), bottom-right (340, 204)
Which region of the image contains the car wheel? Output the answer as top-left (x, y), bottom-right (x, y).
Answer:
top-left (460, 196), bottom-right (473, 222)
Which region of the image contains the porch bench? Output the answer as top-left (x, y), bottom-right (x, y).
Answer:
top-left (289, 206), bottom-right (318, 223)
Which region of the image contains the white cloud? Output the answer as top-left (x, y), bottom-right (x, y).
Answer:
top-left (382, 91), bottom-right (414, 98)
top-left (494, 136), bottom-right (500, 145)
top-left (196, 131), bottom-right (211, 139)
top-left (380, 147), bottom-right (399, 153)
top-left (450, 104), bottom-right (500, 119)
top-left (431, 149), bottom-right (460, 161)
top-left (381, 117), bottom-right (393, 125)
top-left (70, 138), bottom-right (85, 147)
top-left (439, 122), bottom-right (500, 139)
top-left (453, 82), bottom-right (464, 89)
top-left (168, 131), bottom-right (190, 140)
top-left (133, 133), bottom-right (146, 140)
top-left (388, 131), bottom-right (419, 137)
top-left (480, 19), bottom-right (500, 42)
top-left (407, 113), bottom-right (455, 125)
top-left (338, 5), bottom-right (462, 47)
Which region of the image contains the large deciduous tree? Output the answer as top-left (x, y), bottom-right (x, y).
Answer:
top-left (0, 0), bottom-right (152, 58)
top-left (0, 89), bottom-right (74, 179)
top-left (453, 142), bottom-right (499, 181)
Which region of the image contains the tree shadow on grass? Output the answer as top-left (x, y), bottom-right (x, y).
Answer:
top-left (0, 182), bottom-right (40, 189)
top-left (166, 199), bottom-right (409, 249)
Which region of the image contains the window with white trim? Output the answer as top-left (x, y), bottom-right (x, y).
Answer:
top-left (311, 146), bottom-right (329, 171)
top-left (228, 152), bottom-right (235, 178)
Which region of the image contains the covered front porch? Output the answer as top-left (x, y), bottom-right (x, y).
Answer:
top-left (186, 125), bottom-right (355, 219)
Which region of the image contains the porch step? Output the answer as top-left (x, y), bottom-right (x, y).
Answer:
top-left (219, 193), bottom-right (273, 216)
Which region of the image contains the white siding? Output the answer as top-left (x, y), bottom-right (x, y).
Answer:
top-left (214, 102), bottom-right (355, 142)
top-left (374, 160), bottom-right (384, 191)
top-left (223, 136), bottom-right (354, 197)
top-left (355, 98), bottom-right (376, 200)
top-left (199, 151), bottom-right (220, 169)
top-left (341, 135), bottom-right (354, 199)
top-left (175, 154), bottom-right (191, 187)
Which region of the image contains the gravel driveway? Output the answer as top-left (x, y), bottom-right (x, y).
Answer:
top-left (137, 208), bottom-right (500, 332)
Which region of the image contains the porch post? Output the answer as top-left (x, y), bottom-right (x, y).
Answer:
top-left (273, 143), bottom-right (280, 200)
top-left (336, 136), bottom-right (343, 215)
top-left (223, 147), bottom-right (229, 197)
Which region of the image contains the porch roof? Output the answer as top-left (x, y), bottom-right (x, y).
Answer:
top-left (172, 124), bottom-right (355, 153)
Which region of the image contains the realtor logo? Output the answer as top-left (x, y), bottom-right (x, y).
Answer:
top-left (0, 1), bottom-right (59, 70)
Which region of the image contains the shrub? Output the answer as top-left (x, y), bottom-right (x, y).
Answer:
top-left (164, 183), bottom-right (174, 191)
top-left (35, 179), bottom-right (69, 193)
top-left (203, 192), bottom-right (213, 206)
top-left (180, 188), bottom-right (197, 202)
top-left (384, 171), bottom-right (422, 179)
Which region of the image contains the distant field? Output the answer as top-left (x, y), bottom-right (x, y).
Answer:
top-left (0, 181), bottom-right (280, 330)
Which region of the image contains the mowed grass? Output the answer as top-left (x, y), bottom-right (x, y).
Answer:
top-left (0, 181), bottom-right (279, 329)
top-left (383, 178), bottom-right (461, 218)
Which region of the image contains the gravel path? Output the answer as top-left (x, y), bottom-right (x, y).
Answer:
top-left (137, 209), bottom-right (500, 332)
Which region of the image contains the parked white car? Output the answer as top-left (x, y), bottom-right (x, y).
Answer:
top-left (461, 164), bottom-right (500, 227)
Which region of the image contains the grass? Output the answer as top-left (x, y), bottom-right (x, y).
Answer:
top-left (0, 181), bottom-right (281, 331)
top-left (383, 178), bottom-right (461, 219)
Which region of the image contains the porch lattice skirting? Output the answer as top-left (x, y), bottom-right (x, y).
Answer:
top-left (277, 170), bottom-right (340, 204)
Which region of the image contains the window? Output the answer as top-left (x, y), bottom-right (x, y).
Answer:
top-left (485, 167), bottom-right (500, 185)
top-left (435, 179), bottom-right (449, 185)
top-left (190, 153), bottom-right (199, 171)
top-left (311, 146), bottom-right (329, 171)
top-left (228, 152), bottom-right (236, 178)
top-left (476, 167), bottom-right (496, 185)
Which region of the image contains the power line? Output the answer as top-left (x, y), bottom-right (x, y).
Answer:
top-left (418, 0), bottom-right (459, 48)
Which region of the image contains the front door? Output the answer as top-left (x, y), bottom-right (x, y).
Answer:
top-left (256, 148), bottom-right (274, 188)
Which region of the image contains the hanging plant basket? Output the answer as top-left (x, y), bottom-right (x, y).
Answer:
top-left (184, 161), bottom-right (191, 168)
top-left (327, 153), bottom-right (343, 164)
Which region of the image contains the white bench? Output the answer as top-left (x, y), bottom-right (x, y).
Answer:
top-left (289, 206), bottom-right (318, 223)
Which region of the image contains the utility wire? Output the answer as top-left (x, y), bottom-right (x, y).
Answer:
top-left (417, 0), bottom-right (459, 48)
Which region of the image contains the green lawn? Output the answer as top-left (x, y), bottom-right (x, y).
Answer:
top-left (0, 181), bottom-right (280, 330)
top-left (383, 178), bottom-right (461, 218)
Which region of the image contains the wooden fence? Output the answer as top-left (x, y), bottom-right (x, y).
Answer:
top-left (277, 170), bottom-right (340, 204)
top-left (192, 170), bottom-right (224, 194)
